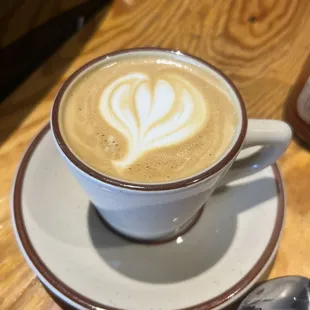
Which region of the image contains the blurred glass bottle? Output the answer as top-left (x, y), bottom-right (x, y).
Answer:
top-left (286, 56), bottom-right (310, 147)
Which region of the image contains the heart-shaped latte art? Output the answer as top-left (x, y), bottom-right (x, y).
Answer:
top-left (99, 72), bottom-right (207, 168)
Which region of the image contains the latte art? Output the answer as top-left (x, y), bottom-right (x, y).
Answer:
top-left (59, 53), bottom-right (237, 183)
top-left (100, 73), bottom-right (207, 167)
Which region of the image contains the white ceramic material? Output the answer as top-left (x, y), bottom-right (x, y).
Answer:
top-left (50, 48), bottom-right (292, 241)
top-left (12, 126), bottom-right (285, 310)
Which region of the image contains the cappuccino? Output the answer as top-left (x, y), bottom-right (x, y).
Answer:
top-left (59, 52), bottom-right (237, 183)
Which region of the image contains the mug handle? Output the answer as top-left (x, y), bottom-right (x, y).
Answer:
top-left (220, 119), bottom-right (292, 185)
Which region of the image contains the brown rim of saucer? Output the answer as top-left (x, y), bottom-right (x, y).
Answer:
top-left (13, 124), bottom-right (285, 310)
top-left (51, 47), bottom-right (248, 191)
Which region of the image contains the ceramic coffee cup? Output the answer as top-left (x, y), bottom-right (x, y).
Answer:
top-left (51, 48), bottom-right (292, 241)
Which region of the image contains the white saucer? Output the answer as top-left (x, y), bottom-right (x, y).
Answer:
top-left (11, 125), bottom-right (285, 310)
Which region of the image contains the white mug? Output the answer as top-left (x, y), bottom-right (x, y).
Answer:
top-left (50, 48), bottom-right (292, 241)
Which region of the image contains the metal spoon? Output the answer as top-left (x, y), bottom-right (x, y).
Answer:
top-left (238, 276), bottom-right (310, 310)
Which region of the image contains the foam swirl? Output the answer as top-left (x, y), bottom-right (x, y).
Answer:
top-left (99, 72), bottom-right (207, 167)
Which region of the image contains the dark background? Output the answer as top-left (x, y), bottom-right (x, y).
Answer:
top-left (0, 0), bottom-right (111, 103)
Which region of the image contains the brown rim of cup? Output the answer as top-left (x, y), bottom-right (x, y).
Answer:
top-left (13, 124), bottom-right (284, 310)
top-left (51, 48), bottom-right (248, 191)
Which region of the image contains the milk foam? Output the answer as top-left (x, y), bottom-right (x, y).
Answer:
top-left (100, 73), bottom-right (207, 167)
top-left (60, 54), bottom-right (237, 183)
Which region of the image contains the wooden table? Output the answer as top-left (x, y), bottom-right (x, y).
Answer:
top-left (1, 0), bottom-right (310, 309)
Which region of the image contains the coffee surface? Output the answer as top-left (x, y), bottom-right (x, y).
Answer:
top-left (59, 54), bottom-right (237, 183)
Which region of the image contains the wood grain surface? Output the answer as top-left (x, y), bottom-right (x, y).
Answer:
top-left (1, 0), bottom-right (310, 309)
top-left (0, 0), bottom-right (87, 48)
